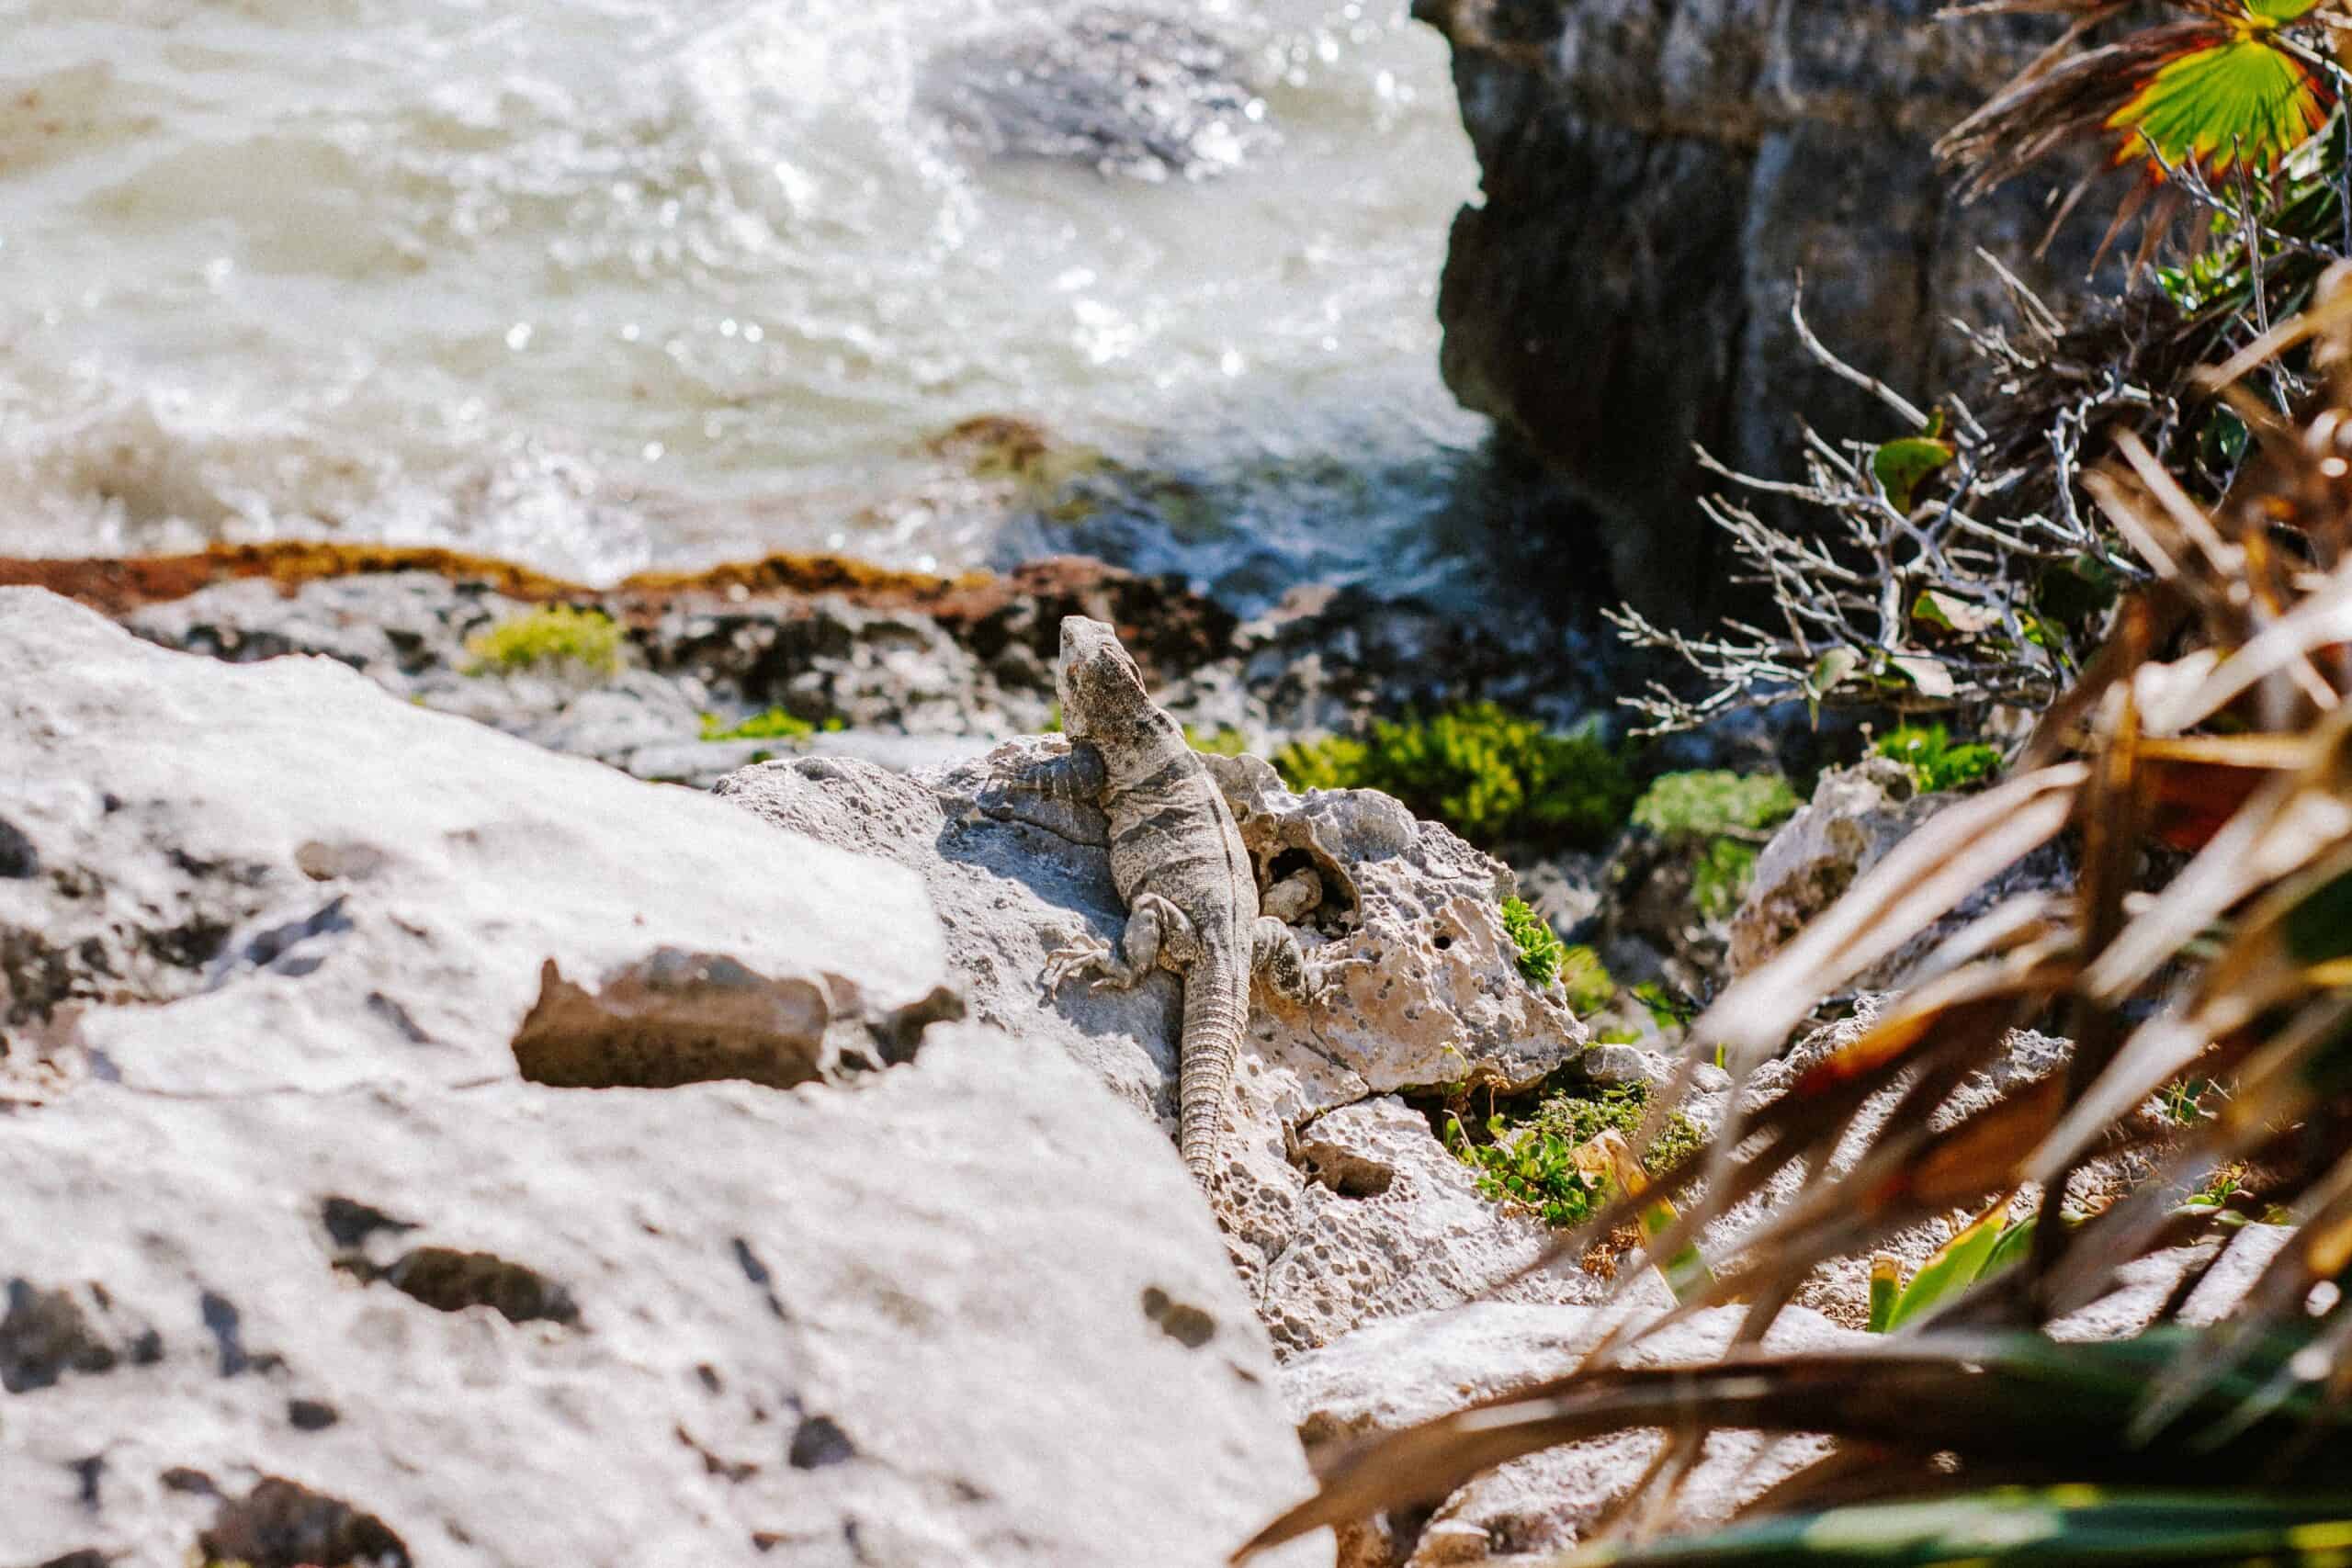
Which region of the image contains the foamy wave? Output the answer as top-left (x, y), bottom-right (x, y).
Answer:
top-left (0, 357), bottom-right (654, 581)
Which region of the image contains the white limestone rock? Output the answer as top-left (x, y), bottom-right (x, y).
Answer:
top-left (0, 589), bottom-right (1329, 1568)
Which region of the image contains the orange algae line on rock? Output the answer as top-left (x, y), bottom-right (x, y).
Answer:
top-left (617, 551), bottom-right (992, 604)
top-left (0, 542), bottom-right (590, 615)
top-left (0, 542), bottom-right (998, 616)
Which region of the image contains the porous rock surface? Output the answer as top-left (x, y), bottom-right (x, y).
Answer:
top-left (717, 738), bottom-right (1602, 1352)
top-left (0, 589), bottom-right (1329, 1568)
top-left (1415, 0), bottom-right (2107, 620)
top-left (1283, 1303), bottom-right (1855, 1567)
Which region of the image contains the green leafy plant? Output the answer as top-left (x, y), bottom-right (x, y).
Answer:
top-left (1182, 723), bottom-right (1249, 756)
top-left (1559, 944), bottom-right (1617, 1018)
top-left (1443, 1112), bottom-right (1603, 1230)
top-left (1876, 722), bottom-right (2002, 794)
top-left (1631, 771), bottom-right (1802, 919)
top-left (698, 708), bottom-right (846, 743)
top-left (1866, 1196), bottom-right (2030, 1335)
top-left (1500, 897), bottom-right (1566, 988)
top-left (1501, 1081), bottom-right (1704, 1179)
top-left (1274, 705), bottom-right (1637, 852)
top-left (463, 606), bottom-right (622, 675)
top-left (1629, 771), bottom-right (1802, 841)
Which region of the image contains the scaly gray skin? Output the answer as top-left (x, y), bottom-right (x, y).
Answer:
top-left (996, 615), bottom-right (1337, 1181)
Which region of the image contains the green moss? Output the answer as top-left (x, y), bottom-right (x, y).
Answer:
top-left (1632, 771), bottom-right (1801, 840)
top-left (1501, 897), bottom-right (1566, 988)
top-left (1559, 943), bottom-right (1616, 1018)
top-left (1630, 771), bottom-right (1801, 920)
top-left (1273, 704), bottom-right (1637, 852)
top-left (1182, 724), bottom-right (1249, 756)
top-left (1524, 1081), bottom-right (1702, 1173)
top-left (1043, 703), bottom-right (1062, 734)
top-left (1876, 723), bottom-right (2002, 794)
top-left (464, 605), bottom-right (622, 675)
top-left (1443, 1081), bottom-right (1706, 1228)
top-left (699, 708), bottom-right (845, 743)
top-left (1692, 838), bottom-right (1762, 922)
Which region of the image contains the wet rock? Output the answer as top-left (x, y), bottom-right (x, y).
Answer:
top-left (922, 6), bottom-right (1274, 181)
top-left (717, 740), bottom-right (1595, 1352)
top-left (0, 590), bottom-right (1329, 1568)
top-left (1230, 583), bottom-right (1600, 738)
top-left (1416, 0), bottom-right (2109, 623)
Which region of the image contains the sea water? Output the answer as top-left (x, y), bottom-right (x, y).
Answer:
top-left (0, 0), bottom-right (1487, 607)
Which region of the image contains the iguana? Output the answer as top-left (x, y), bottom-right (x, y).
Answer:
top-left (992, 615), bottom-right (1347, 1180)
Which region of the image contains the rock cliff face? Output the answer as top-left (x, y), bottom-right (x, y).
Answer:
top-left (1414, 0), bottom-right (2103, 621)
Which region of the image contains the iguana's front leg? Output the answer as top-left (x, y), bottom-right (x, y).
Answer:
top-left (1046, 892), bottom-right (1194, 994)
top-left (1252, 918), bottom-right (1371, 1005)
top-left (990, 742), bottom-right (1107, 804)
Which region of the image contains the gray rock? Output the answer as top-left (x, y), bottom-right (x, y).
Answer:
top-left (1728, 759), bottom-right (2071, 987)
top-left (117, 572), bottom-right (1034, 785)
top-left (1415, 0), bottom-right (2109, 622)
top-left (0, 589), bottom-right (1330, 1568)
top-left (921, 6), bottom-right (1275, 182)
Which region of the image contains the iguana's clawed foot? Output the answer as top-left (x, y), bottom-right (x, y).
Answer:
top-left (1254, 916), bottom-right (1374, 1007)
top-left (1042, 932), bottom-right (1117, 995)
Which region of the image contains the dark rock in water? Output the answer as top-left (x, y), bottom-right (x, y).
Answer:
top-left (921, 6), bottom-right (1273, 181)
top-left (1414, 0), bottom-right (2112, 626)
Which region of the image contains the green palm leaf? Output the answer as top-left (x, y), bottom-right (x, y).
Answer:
top-left (2109, 28), bottom-right (2329, 175)
top-left (1560, 1490), bottom-right (2352, 1566)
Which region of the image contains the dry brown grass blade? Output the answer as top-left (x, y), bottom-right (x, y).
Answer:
top-left (1563, 958), bottom-right (2078, 1364)
top-left (2077, 705), bottom-right (2352, 1006)
top-left (2033, 820), bottom-right (2352, 1194)
top-left (2132, 1147), bottom-right (2352, 1443)
top-left (2154, 577), bottom-right (2352, 732)
top-left (1233, 1327), bottom-right (2352, 1560)
top-left (1231, 1348), bottom-right (1956, 1562)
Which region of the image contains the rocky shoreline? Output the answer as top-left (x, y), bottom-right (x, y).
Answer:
top-left (3, 542), bottom-right (1614, 787)
top-left (0, 577), bottom-right (2265, 1568)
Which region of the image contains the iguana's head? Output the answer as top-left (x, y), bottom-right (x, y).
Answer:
top-left (1056, 615), bottom-right (1148, 741)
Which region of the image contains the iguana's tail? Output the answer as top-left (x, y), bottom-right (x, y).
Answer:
top-left (1179, 953), bottom-right (1249, 1181)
